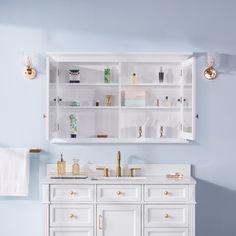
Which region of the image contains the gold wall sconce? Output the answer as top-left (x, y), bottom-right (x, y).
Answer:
top-left (23, 52), bottom-right (38, 80)
top-left (204, 53), bottom-right (218, 80)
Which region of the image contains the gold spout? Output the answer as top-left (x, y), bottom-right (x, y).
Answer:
top-left (116, 151), bottom-right (121, 177)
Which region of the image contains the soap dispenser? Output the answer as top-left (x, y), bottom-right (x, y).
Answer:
top-left (57, 153), bottom-right (66, 176)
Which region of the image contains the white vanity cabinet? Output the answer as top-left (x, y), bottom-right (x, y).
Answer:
top-left (46, 53), bottom-right (196, 144)
top-left (42, 179), bottom-right (195, 236)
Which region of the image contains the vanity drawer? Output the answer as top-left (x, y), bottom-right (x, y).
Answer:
top-left (50, 204), bottom-right (93, 227)
top-left (50, 228), bottom-right (93, 236)
top-left (50, 185), bottom-right (94, 202)
top-left (97, 185), bottom-right (141, 202)
top-left (145, 185), bottom-right (188, 202)
top-left (144, 228), bottom-right (188, 236)
top-left (144, 205), bottom-right (189, 227)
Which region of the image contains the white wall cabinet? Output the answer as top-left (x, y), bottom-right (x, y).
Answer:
top-left (46, 53), bottom-right (196, 144)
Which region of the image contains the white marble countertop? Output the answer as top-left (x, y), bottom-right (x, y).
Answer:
top-left (41, 176), bottom-right (196, 185)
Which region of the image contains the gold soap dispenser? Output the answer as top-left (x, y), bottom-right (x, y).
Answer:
top-left (57, 153), bottom-right (66, 176)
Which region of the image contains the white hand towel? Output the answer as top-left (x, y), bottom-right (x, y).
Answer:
top-left (0, 148), bottom-right (29, 196)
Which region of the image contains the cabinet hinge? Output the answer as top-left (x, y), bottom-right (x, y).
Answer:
top-left (57, 97), bottom-right (62, 104)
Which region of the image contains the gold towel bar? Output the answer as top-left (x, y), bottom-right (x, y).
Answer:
top-left (29, 149), bottom-right (41, 153)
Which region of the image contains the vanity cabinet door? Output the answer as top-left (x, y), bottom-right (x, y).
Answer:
top-left (144, 185), bottom-right (188, 202)
top-left (50, 228), bottom-right (93, 236)
top-left (181, 57), bottom-right (196, 141)
top-left (50, 185), bottom-right (94, 202)
top-left (144, 205), bottom-right (189, 227)
top-left (97, 184), bottom-right (141, 202)
top-left (97, 205), bottom-right (141, 236)
top-left (144, 228), bottom-right (188, 236)
top-left (50, 204), bottom-right (93, 227)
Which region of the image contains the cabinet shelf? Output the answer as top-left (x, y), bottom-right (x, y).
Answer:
top-left (51, 138), bottom-right (189, 144)
top-left (121, 106), bottom-right (181, 110)
top-left (50, 83), bottom-right (119, 87)
top-left (49, 106), bottom-right (119, 110)
top-left (121, 83), bottom-right (181, 87)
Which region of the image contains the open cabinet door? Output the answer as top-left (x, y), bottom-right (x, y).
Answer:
top-left (47, 57), bottom-right (59, 141)
top-left (180, 57), bottom-right (196, 140)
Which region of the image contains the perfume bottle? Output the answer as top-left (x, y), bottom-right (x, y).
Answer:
top-left (164, 96), bottom-right (169, 106)
top-left (72, 159), bottom-right (80, 176)
top-left (57, 153), bottom-right (66, 176)
top-left (131, 73), bottom-right (137, 84)
top-left (104, 66), bottom-right (111, 83)
top-left (69, 114), bottom-right (78, 138)
top-left (95, 99), bottom-right (100, 106)
top-left (159, 67), bottom-right (164, 83)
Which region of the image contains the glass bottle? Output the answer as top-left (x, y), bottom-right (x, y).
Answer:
top-left (72, 159), bottom-right (80, 175)
top-left (131, 73), bottom-right (137, 84)
top-left (57, 153), bottom-right (66, 176)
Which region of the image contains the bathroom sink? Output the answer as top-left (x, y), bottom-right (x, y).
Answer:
top-left (91, 176), bottom-right (146, 181)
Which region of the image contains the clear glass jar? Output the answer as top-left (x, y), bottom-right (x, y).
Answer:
top-left (72, 159), bottom-right (80, 175)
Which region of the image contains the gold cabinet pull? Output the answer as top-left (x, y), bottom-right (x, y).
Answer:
top-left (164, 213), bottom-right (170, 218)
top-left (116, 190), bottom-right (122, 196)
top-left (164, 191), bottom-right (169, 195)
top-left (70, 191), bottom-right (76, 195)
top-left (70, 213), bottom-right (76, 219)
top-left (98, 215), bottom-right (103, 230)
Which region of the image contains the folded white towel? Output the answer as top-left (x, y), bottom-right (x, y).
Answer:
top-left (0, 149), bottom-right (29, 196)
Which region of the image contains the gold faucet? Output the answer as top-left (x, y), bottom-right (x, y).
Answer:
top-left (116, 151), bottom-right (121, 177)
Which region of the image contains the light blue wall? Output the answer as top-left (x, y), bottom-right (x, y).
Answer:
top-left (0, 0), bottom-right (236, 235)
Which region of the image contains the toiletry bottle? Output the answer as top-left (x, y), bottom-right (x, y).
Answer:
top-left (164, 96), bottom-right (169, 106)
top-left (104, 66), bottom-right (111, 83)
top-left (159, 67), bottom-right (164, 83)
top-left (131, 73), bottom-right (137, 84)
top-left (95, 99), bottom-right (100, 106)
top-left (57, 153), bottom-right (66, 176)
top-left (72, 159), bottom-right (80, 176)
top-left (69, 114), bottom-right (78, 138)
top-left (160, 126), bottom-right (164, 138)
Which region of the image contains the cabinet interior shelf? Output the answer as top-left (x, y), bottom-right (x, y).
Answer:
top-left (50, 138), bottom-right (189, 144)
top-left (49, 106), bottom-right (119, 110)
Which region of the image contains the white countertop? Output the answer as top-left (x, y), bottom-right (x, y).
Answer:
top-left (41, 176), bottom-right (196, 185)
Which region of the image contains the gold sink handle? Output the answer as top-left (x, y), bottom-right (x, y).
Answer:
top-left (96, 167), bottom-right (109, 177)
top-left (128, 167), bottom-right (141, 177)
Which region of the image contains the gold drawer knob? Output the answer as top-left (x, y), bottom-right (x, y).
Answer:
top-left (70, 191), bottom-right (76, 195)
top-left (116, 191), bottom-right (122, 196)
top-left (164, 213), bottom-right (170, 218)
top-left (70, 214), bottom-right (76, 218)
top-left (164, 191), bottom-right (169, 195)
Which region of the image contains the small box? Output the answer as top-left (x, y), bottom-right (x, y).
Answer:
top-left (124, 90), bottom-right (146, 107)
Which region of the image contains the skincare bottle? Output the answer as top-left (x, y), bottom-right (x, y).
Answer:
top-left (69, 114), bottom-right (78, 138)
top-left (131, 73), bottom-right (137, 84)
top-left (160, 126), bottom-right (164, 138)
top-left (57, 153), bottom-right (66, 176)
top-left (95, 99), bottom-right (100, 107)
top-left (164, 96), bottom-right (169, 106)
top-left (159, 67), bottom-right (164, 83)
top-left (72, 159), bottom-right (80, 176)
top-left (104, 66), bottom-right (111, 83)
